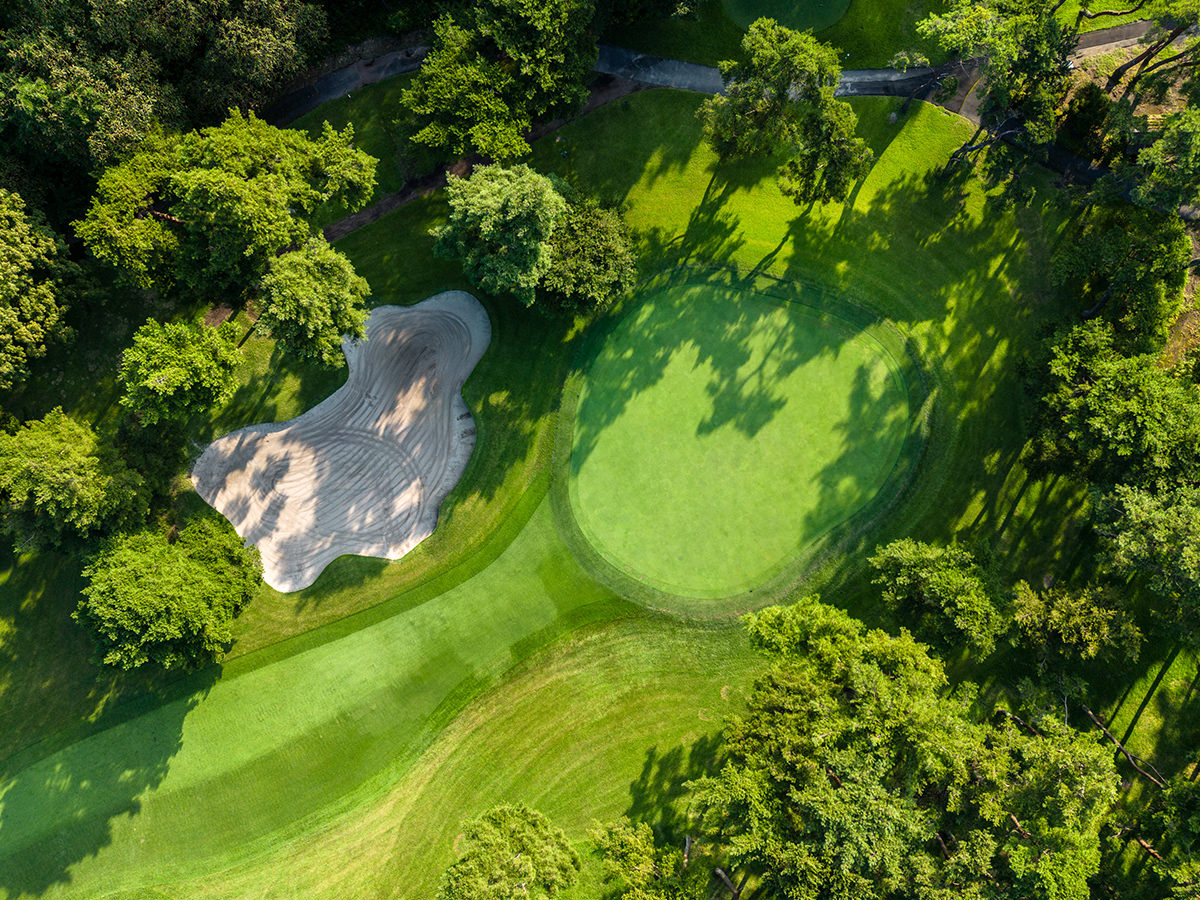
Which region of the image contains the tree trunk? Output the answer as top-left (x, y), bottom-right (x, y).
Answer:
top-left (714, 868), bottom-right (742, 900)
top-left (1107, 23), bottom-right (1188, 91)
top-left (1081, 704), bottom-right (1168, 787)
top-left (1136, 837), bottom-right (1165, 861)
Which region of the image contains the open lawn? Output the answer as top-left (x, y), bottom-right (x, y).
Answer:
top-left (568, 283), bottom-right (911, 602)
top-left (3, 80), bottom-right (1191, 900)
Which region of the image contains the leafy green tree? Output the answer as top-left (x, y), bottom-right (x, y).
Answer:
top-left (437, 804), bottom-right (580, 900)
top-left (1144, 778), bottom-right (1200, 898)
top-left (1094, 483), bottom-right (1200, 640)
top-left (870, 538), bottom-right (1005, 655)
top-left (403, 0), bottom-right (596, 160)
top-left (1011, 581), bottom-right (1141, 675)
top-left (118, 318), bottom-right (241, 426)
top-left (1052, 204), bottom-right (1191, 353)
top-left (0, 0), bottom-right (327, 174)
top-left (1029, 323), bottom-right (1200, 487)
top-left (593, 819), bottom-right (709, 900)
top-left (76, 514), bottom-right (262, 670)
top-left (76, 111), bottom-right (376, 302)
top-left (920, 0), bottom-right (1076, 166)
top-left (0, 408), bottom-right (147, 548)
top-left (539, 200), bottom-right (637, 313)
top-left (690, 598), bottom-right (1118, 900)
top-left (0, 188), bottom-right (75, 390)
top-left (698, 18), bottom-right (873, 205)
top-left (1101, 0), bottom-right (1200, 94)
top-left (1117, 108), bottom-right (1200, 212)
top-left (433, 163), bottom-right (567, 306)
top-left (256, 237), bottom-right (370, 365)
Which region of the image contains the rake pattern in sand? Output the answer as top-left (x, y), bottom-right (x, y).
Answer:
top-left (192, 291), bottom-right (491, 592)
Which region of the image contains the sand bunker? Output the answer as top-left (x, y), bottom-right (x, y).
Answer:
top-left (192, 291), bottom-right (491, 592)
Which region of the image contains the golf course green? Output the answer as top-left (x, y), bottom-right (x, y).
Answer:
top-left (568, 284), bottom-right (911, 598)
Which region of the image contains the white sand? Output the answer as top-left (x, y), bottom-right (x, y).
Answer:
top-left (191, 291), bottom-right (491, 592)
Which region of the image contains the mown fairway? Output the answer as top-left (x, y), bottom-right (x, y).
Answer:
top-left (8, 85), bottom-right (1190, 900)
top-left (569, 283), bottom-right (910, 600)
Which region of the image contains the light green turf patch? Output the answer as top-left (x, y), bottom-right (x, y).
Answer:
top-left (0, 499), bottom-right (631, 899)
top-left (569, 283), bottom-right (910, 599)
top-left (721, 0), bottom-right (852, 32)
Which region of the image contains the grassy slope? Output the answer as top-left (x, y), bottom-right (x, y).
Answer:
top-left (569, 283), bottom-right (909, 600)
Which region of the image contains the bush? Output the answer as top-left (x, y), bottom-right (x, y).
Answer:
top-left (76, 514), bottom-right (262, 671)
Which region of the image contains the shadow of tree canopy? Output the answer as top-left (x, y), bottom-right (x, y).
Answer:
top-left (0, 669), bottom-right (215, 896)
top-left (626, 732), bottom-right (723, 840)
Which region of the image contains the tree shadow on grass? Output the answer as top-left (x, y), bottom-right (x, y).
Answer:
top-left (0, 667), bottom-right (215, 897)
top-left (626, 732), bottom-right (723, 840)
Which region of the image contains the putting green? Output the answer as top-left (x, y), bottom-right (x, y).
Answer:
top-left (720, 0), bottom-right (853, 33)
top-left (568, 284), bottom-right (910, 599)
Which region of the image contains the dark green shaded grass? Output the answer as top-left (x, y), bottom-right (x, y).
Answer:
top-left (722, 0), bottom-right (853, 31)
top-left (568, 283), bottom-right (910, 601)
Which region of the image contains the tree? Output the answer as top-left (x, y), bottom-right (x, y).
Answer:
top-left (689, 598), bottom-right (1119, 900)
top-left (870, 538), bottom-right (1005, 655)
top-left (593, 819), bottom-right (709, 900)
top-left (76, 514), bottom-right (262, 670)
top-left (433, 163), bottom-right (568, 306)
top-left (1094, 483), bottom-right (1200, 640)
top-left (919, 0), bottom-right (1076, 167)
top-left (1052, 204), bottom-right (1191, 353)
top-left (698, 18), bottom-right (873, 205)
top-left (437, 804), bottom-right (580, 900)
top-left (0, 188), bottom-right (75, 390)
top-left (0, 0), bottom-right (327, 175)
top-left (1102, 0), bottom-right (1200, 94)
top-left (1117, 108), bottom-right (1200, 212)
top-left (539, 200), bottom-right (637, 313)
top-left (0, 408), bottom-right (147, 548)
top-left (1012, 581), bottom-right (1141, 675)
top-left (256, 237), bottom-right (370, 365)
top-left (76, 111), bottom-right (376, 303)
top-left (402, 0), bottom-right (597, 160)
top-left (1028, 323), bottom-right (1200, 487)
top-left (118, 318), bottom-right (242, 426)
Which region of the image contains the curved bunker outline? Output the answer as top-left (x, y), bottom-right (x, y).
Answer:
top-left (192, 291), bottom-right (492, 592)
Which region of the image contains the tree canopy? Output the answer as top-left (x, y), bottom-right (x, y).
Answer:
top-left (433, 163), bottom-right (568, 305)
top-left (76, 110), bottom-right (376, 302)
top-left (402, 0), bottom-right (597, 160)
top-left (0, 408), bottom-right (147, 548)
top-left (1029, 323), bottom-right (1200, 487)
top-left (870, 538), bottom-right (1005, 655)
top-left (1052, 204), bottom-right (1191, 353)
top-left (437, 804), bottom-right (580, 900)
top-left (0, 188), bottom-right (74, 390)
top-left (76, 514), bottom-right (262, 670)
top-left (699, 18), bottom-right (874, 205)
top-left (539, 200), bottom-right (637, 313)
top-left (690, 598), bottom-right (1119, 900)
top-left (1011, 581), bottom-right (1141, 675)
top-left (118, 318), bottom-right (242, 426)
top-left (0, 0), bottom-right (327, 179)
top-left (256, 236), bottom-right (370, 366)
top-left (1120, 108), bottom-right (1200, 212)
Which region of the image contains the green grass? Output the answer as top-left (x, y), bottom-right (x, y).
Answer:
top-left (720, 0), bottom-right (853, 31)
top-left (174, 618), bottom-right (765, 900)
top-left (568, 283), bottom-right (910, 600)
top-left (0, 88), bottom-right (1118, 900)
top-left (0, 499), bottom-right (634, 898)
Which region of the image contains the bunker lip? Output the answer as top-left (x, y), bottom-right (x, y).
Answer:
top-left (192, 291), bottom-right (492, 592)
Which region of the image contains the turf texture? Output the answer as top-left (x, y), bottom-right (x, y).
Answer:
top-left (568, 283), bottom-right (910, 598)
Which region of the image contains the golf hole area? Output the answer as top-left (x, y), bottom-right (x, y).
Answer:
top-left (567, 283), bottom-right (914, 600)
